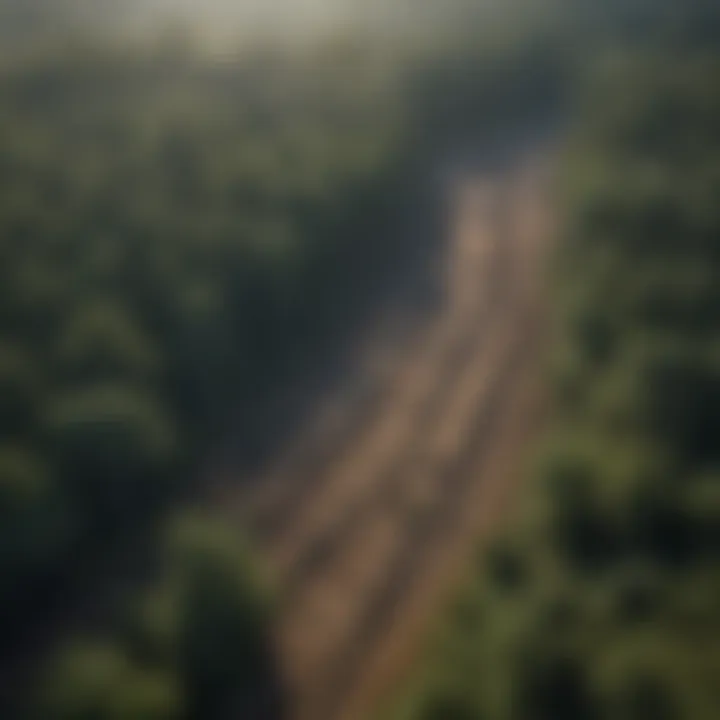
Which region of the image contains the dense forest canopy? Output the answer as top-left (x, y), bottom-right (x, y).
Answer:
top-left (1, 0), bottom-right (718, 717)
top-left (0, 4), bottom-right (441, 716)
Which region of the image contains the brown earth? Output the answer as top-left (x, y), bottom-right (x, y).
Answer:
top-left (214, 148), bottom-right (554, 720)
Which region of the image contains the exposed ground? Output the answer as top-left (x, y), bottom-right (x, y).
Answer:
top-left (212, 147), bottom-right (554, 720)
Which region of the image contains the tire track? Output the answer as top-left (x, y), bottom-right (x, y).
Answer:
top-left (276, 175), bottom-right (534, 718)
top-left (279, 319), bottom-right (521, 717)
top-left (290, 163), bottom-right (549, 720)
top-left (339, 310), bottom-right (545, 720)
top-left (242, 307), bottom-right (430, 538)
top-left (257, 184), bottom-right (505, 574)
top-left (229, 152), bottom-right (552, 720)
top-left (274, 185), bottom-right (517, 598)
top-left (317, 322), bottom-right (532, 720)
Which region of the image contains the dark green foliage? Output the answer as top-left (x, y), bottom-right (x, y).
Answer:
top-left (38, 642), bottom-right (181, 720)
top-left (0, 31), bottom-right (418, 713)
top-left (0, 42), bottom-right (408, 551)
top-left (56, 302), bottom-right (161, 386)
top-left (134, 515), bottom-right (273, 716)
top-left (38, 515), bottom-right (273, 719)
top-left (45, 384), bottom-right (177, 525)
top-left (0, 446), bottom-right (70, 602)
top-left (0, 343), bottom-right (42, 436)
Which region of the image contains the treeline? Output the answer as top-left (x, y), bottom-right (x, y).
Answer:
top-left (397, 9), bottom-right (720, 720)
top-left (0, 38), bottom-right (420, 716)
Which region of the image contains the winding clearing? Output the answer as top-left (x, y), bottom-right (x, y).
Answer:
top-left (214, 149), bottom-right (553, 720)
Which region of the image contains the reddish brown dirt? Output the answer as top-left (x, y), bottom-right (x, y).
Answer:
top-left (215, 150), bottom-right (553, 720)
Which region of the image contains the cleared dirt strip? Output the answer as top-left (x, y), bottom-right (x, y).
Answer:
top-left (217, 150), bottom-right (553, 720)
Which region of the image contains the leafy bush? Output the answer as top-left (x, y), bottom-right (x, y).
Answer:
top-left (136, 514), bottom-right (274, 716)
top-left (38, 642), bottom-right (181, 720)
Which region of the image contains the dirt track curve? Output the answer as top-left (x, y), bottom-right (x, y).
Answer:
top-left (213, 149), bottom-right (554, 720)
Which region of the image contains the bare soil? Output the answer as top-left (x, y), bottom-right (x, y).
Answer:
top-left (213, 148), bottom-right (554, 720)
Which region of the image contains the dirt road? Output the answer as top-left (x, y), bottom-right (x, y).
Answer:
top-left (215, 148), bottom-right (553, 720)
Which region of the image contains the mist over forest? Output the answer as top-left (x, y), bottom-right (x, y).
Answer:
top-left (0, 0), bottom-right (472, 46)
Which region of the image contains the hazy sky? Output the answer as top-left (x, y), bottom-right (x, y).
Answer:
top-left (113, 0), bottom-right (434, 46)
top-left (144, 0), bottom-right (378, 29)
top-left (0, 0), bottom-right (472, 47)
